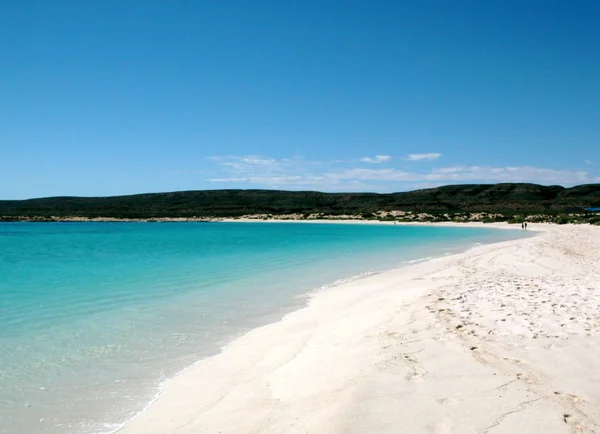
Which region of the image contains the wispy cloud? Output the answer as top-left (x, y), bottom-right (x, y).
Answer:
top-left (328, 166), bottom-right (590, 185)
top-left (205, 155), bottom-right (594, 191)
top-left (360, 155), bottom-right (391, 164)
top-left (206, 156), bottom-right (325, 188)
top-left (407, 153), bottom-right (442, 161)
top-left (585, 160), bottom-right (594, 165)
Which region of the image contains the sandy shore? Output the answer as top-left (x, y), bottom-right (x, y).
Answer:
top-left (119, 224), bottom-right (600, 434)
top-left (220, 218), bottom-right (525, 230)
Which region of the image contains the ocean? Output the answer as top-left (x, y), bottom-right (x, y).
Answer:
top-left (0, 222), bottom-right (528, 433)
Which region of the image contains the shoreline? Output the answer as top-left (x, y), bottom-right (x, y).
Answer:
top-left (114, 224), bottom-right (600, 433)
top-left (107, 223), bottom-right (529, 434)
top-left (0, 216), bottom-right (546, 232)
top-left (3, 214), bottom-right (598, 227)
top-left (219, 218), bottom-right (537, 230)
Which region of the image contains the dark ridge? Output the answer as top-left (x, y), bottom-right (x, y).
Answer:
top-left (1, 183), bottom-right (599, 219)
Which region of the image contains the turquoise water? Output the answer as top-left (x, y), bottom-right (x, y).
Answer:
top-left (0, 222), bottom-right (527, 433)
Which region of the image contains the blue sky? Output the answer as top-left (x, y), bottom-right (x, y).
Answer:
top-left (1, 1), bottom-right (599, 199)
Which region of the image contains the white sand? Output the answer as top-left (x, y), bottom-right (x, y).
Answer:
top-left (119, 224), bottom-right (600, 434)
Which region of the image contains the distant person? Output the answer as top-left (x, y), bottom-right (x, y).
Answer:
top-left (525, 222), bottom-right (528, 230)
top-left (521, 222), bottom-right (524, 230)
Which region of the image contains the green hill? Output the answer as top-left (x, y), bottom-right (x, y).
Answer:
top-left (1, 183), bottom-right (599, 219)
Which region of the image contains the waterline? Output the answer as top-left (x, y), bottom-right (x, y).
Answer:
top-left (0, 222), bottom-right (529, 433)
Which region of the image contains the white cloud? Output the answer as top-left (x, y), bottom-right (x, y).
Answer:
top-left (407, 153), bottom-right (442, 161)
top-left (207, 177), bottom-right (249, 182)
top-left (205, 155), bottom-right (593, 191)
top-left (208, 175), bottom-right (326, 185)
top-left (438, 166), bottom-right (590, 184)
top-left (240, 157), bottom-right (276, 165)
top-left (431, 166), bottom-right (462, 174)
top-left (206, 155), bottom-right (326, 188)
top-left (360, 155), bottom-right (391, 164)
top-left (328, 165), bottom-right (590, 185)
top-left (585, 160), bottom-right (594, 165)
top-left (327, 168), bottom-right (413, 182)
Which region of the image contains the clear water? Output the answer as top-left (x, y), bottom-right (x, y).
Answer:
top-left (0, 222), bottom-right (527, 433)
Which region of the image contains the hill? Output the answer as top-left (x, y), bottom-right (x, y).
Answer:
top-left (1, 183), bottom-right (600, 220)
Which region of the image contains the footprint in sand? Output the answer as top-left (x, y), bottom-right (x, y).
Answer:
top-left (438, 397), bottom-right (460, 406)
top-left (406, 369), bottom-right (427, 382)
top-left (503, 357), bottom-right (524, 366)
top-left (516, 373), bottom-right (535, 384)
top-left (563, 413), bottom-right (585, 431)
top-left (555, 392), bottom-right (584, 404)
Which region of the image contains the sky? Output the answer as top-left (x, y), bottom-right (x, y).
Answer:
top-left (1, 0), bottom-right (599, 199)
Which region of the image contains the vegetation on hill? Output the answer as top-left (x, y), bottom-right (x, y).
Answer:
top-left (1, 183), bottom-right (599, 221)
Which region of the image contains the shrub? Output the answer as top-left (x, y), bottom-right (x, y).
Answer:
top-left (555, 215), bottom-right (573, 225)
top-left (587, 216), bottom-right (600, 225)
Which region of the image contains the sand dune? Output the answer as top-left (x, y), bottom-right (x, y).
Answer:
top-left (119, 224), bottom-right (600, 434)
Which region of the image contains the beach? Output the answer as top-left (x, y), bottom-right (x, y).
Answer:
top-left (117, 223), bottom-right (600, 434)
top-left (3, 222), bottom-right (527, 434)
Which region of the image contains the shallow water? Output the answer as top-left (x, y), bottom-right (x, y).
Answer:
top-left (0, 222), bottom-right (528, 433)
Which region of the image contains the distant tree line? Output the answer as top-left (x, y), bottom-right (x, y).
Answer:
top-left (0, 183), bottom-right (599, 220)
